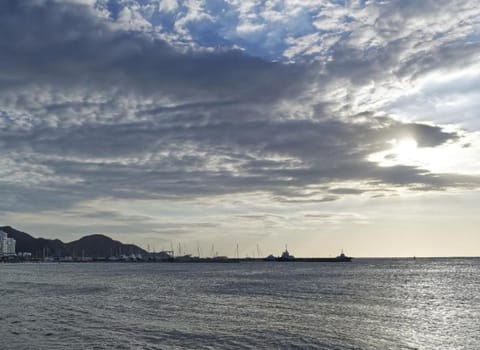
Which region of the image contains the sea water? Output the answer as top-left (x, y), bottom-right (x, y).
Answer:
top-left (1, 259), bottom-right (479, 349)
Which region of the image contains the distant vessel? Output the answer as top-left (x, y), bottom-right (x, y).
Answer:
top-left (267, 247), bottom-right (352, 262)
top-left (279, 247), bottom-right (295, 261)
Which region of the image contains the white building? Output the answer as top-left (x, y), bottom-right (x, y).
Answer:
top-left (0, 230), bottom-right (16, 256)
top-left (0, 230), bottom-right (7, 255)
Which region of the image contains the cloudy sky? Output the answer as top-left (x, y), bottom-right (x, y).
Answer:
top-left (1, 0), bottom-right (480, 257)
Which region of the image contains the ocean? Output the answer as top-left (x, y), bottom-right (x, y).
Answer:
top-left (1, 259), bottom-right (479, 349)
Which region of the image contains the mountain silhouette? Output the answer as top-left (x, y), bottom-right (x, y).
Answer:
top-left (0, 226), bottom-right (146, 258)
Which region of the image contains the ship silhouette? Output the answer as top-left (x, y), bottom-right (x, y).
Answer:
top-left (264, 246), bottom-right (352, 262)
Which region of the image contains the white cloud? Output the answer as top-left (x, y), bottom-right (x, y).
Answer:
top-left (159, 0), bottom-right (178, 12)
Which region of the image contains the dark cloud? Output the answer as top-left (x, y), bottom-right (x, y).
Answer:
top-left (0, 0), bottom-right (479, 215)
top-left (0, 0), bottom-right (308, 102)
top-left (236, 214), bottom-right (284, 220)
top-left (329, 188), bottom-right (365, 195)
top-left (0, 107), bottom-right (471, 212)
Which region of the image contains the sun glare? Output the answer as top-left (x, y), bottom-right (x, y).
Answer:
top-left (394, 138), bottom-right (418, 160)
top-left (368, 135), bottom-right (480, 174)
top-left (367, 138), bottom-right (420, 167)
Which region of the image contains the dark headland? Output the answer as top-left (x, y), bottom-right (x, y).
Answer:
top-left (0, 226), bottom-right (146, 261)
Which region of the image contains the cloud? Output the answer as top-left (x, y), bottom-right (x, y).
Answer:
top-left (1, 0), bottom-right (480, 218)
top-left (0, 0), bottom-right (308, 102)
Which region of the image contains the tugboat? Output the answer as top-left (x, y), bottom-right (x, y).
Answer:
top-left (334, 249), bottom-right (352, 262)
top-left (265, 246), bottom-right (352, 262)
top-left (278, 245), bottom-right (295, 261)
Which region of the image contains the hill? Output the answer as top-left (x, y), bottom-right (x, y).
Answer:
top-left (0, 226), bottom-right (147, 258)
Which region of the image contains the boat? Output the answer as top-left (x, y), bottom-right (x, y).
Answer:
top-left (278, 247), bottom-right (296, 261)
top-left (265, 247), bottom-right (352, 262)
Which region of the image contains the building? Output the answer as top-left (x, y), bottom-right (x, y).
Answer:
top-left (0, 230), bottom-right (16, 256)
top-left (0, 230), bottom-right (7, 255)
top-left (7, 237), bottom-right (16, 255)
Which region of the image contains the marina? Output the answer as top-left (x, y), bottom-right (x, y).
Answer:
top-left (1, 248), bottom-right (352, 264)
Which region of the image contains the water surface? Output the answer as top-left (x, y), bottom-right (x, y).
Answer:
top-left (1, 259), bottom-right (479, 349)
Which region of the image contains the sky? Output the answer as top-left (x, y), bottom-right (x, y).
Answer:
top-left (1, 0), bottom-right (480, 257)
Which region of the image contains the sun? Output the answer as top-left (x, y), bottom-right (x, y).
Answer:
top-left (367, 137), bottom-right (422, 167)
top-left (394, 138), bottom-right (418, 161)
